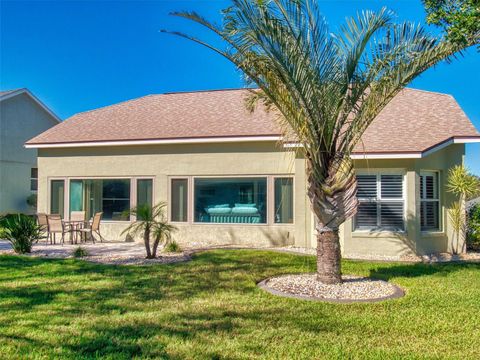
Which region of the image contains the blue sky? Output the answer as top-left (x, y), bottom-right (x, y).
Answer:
top-left (1, 0), bottom-right (479, 174)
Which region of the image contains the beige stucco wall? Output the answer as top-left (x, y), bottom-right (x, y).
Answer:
top-left (0, 93), bottom-right (58, 214)
top-left (37, 142), bottom-right (464, 254)
top-left (305, 145), bottom-right (465, 256)
top-left (37, 142), bottom-right (297, 247)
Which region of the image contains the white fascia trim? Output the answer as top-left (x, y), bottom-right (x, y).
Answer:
top-left (283, 136), bottom-right (480, 159)
top-left (350, 153), bottom-right (422, 159)
top-left (453, 137), bottom-right (480, 144)
top-left (25, 135), bottom-right (282, 149)
top-left (1, 88), bottom-right (62, 123)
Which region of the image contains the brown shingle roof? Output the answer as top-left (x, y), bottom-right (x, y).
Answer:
top-left (27, 88), bottom-right (479, 154)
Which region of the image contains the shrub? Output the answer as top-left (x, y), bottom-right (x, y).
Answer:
top-left (164, 240), bottom-right (182, 253)
top-left (26, 193), bottom-right (37, 208)
top-left (467, 204), bottom-right (480, 251)
top-left (0, 214), bottom-right (42, 254)
top-left (72, 246), bottom-right (89, 258)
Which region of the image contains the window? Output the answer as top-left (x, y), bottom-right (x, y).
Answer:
top-left (274, 178), bottom-right (293, 223)
top-left (420, 172), bottom-right (440, 231)
top-left (354, 173), bottom-right (405, 231)
top-left (30, 168), bottom-right (38, 192)
top-left (50, 180), bottom-right (65, 216)
top-left (137, 179), bottom-right (153, 208)
top-left (171, 179), bottom-right (188, 222)
top-left (69, 179), bottom-right (131, 221)
top-left (136, 179), bottom-right (153, 220)
top-left (194, 178), bottom-right (267, 223)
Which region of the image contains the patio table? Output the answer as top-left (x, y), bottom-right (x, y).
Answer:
top-left (62, 220), bottom-right (87, 244)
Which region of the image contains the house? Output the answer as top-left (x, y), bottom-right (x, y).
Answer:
top-left (25, 88), bottom-right (480, 256)
top-left (0, 89), bottom-right (60, 214)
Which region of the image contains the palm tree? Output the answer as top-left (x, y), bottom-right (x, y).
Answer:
top-left (122, 202), bottom-right (177, 259)
top-left (164, 0), bottom-right (472, 283)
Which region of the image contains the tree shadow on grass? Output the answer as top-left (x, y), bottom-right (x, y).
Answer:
top-left (0, 250), bottom-right (341, 358)
top-left (369, 261), bottom-right (480, 281)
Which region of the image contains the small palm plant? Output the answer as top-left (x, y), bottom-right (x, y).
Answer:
top-left (447, 166), bottom-right (479, 254)
top-left (122, 202), bottom-right (177, 259)
top-left (0, 214), bottom-right (42, 254)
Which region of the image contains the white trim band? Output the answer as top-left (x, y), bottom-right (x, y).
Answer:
top-left (25, 135), bottom-right (480, 158)
top-left (25, 135), bottom-right (283, 149)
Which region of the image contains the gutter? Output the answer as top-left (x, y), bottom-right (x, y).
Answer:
top-left (25, 135), bottom-right (480, 159)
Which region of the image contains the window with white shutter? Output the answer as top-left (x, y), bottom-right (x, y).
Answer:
top-left (354, 173), bottom-right (405, 231)
top-left (420, 172), bottom-right (440, 231)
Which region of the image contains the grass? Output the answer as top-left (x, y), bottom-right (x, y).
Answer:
top-left (0, 250), bottom-right (479, 359)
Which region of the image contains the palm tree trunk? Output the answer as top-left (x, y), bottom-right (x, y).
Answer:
top-left (151, 237), bottom-right (160, 258)
top-left (316, 229), bottom-right (342, 284)
top-left (144, 227), bottom-right (152, 259)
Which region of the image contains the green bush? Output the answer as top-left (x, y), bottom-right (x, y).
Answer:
top-left (467, 204), bottom-right (480, 251)
top-left (72, 246), bottom-right (89, 258)
top-left (26, 193), bottom-right (37, 208)
top-left (164, 240), bottom-right (182, 253)
top-left (0, 214), bottom-right (42, 254)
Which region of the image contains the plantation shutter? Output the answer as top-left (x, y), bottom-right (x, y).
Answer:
top-left (420, 173), bottom-right (440, 231)
top-left (355, 173), bottom-right (405, 231)
top-left (355, 175), bottom-right (377, 230)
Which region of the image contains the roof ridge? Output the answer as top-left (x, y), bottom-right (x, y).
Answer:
top-left (163, 87), bottom-right (253, 95)
top-left (404, 87), bottom-right (452, 97)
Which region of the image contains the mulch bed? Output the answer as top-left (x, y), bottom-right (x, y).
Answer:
top-left (258, 273), bottom-right (404, 303)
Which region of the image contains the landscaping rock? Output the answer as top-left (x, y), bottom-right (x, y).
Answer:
top-left (259, 274), bottom-right (404, 303)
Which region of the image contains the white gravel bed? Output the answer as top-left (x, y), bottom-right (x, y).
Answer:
top-left (272, 246), bottom-right (480, 263)
top-left (261, 274), bottom-right (403, 302)
top-left (83, 253), bottom-right (190, 266)
top-left (0, 240), bottom-right (190, 265)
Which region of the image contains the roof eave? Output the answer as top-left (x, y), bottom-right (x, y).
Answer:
top-left (25, 135), bottom-right (480, 159)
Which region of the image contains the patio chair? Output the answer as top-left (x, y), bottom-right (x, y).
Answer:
top-left (79, 212), bottom-right (104, 243)
top-left (47, 214), bottom-right (68, 245)
top-left (36, 213), bottom-right (49, 243)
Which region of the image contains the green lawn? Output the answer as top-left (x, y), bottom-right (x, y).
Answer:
top-left (0, 250), bottom-right (479, 359)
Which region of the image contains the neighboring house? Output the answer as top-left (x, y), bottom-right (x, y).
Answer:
top-left (26, 88), bottom-right (480, 256)
top-left (0, 89), bottom-right (60, 214)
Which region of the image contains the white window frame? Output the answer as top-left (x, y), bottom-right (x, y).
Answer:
top-left (420, 171), bottom-right (441, 232)
top-left (167, 174), bottom-right (294, 226)
top-left (354, 170), bottom-right (406, 232)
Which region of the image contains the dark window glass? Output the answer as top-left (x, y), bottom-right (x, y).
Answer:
top-left (30, 168), bottom-right (38, 191)
top-left (171, 179), bottom-right (188, 222)
top-left (137, 179), bottom-right (153, 208)
top-left (50, 180), bottom-right (65, 216)
top-left (274, 178), bottom-right (293, 223)
top-left (137, 179), bottom-right (153, 220)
